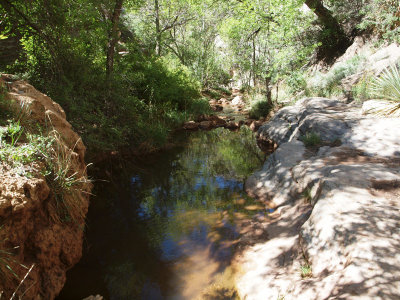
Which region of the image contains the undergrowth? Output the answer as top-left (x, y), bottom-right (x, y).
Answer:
top-left (352, 72), bottom-right (374, 102)
top-left (248, 92), bottom-right (273, 119)
top-left (308, 55), bottom-right (366, 97)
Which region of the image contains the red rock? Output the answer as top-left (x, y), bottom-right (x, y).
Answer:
top-left (250, 120), bottom-right (263, 132)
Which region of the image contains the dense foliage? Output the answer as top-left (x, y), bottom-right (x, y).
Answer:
top-left (0, 0), bottom-right (399, 155)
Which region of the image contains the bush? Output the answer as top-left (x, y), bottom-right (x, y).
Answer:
top-left (249, 96), bottom-right (273, 119)
top-left (352, 73), bottom-right (374, 102)
top-left (6, 42), bottom-right (207, 155)
top-left (358, 0), bottom-right (400, 44)
top-left (308, 55), bottom-right (365, 97)
top-left (287, 71), bottom-right (307, 94)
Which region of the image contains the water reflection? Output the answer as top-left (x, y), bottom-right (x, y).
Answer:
top-left (58, 127), bottom-right (265, 300)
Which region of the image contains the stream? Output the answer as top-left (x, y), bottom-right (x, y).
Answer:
top-left (57, 127), bottom-right (266, 300)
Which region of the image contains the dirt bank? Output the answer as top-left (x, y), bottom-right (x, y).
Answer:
top-left (0, 75), bottom-right (91, 299)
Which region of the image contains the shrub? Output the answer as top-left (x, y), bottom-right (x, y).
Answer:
top-left (358, 0), bottom-right (400, 44)
top-left (213, 85), bottom-right (232, 96)
top-left (249, 98), bottom-right (273, 120)
top-left (6, 41), bottom-right (206, 155)
top-left (287, 71), bottom-right (307, 94)
top-left (352, 73), bottom-right (374, 102)
top-left (308, 55), bottom-right (365, 97)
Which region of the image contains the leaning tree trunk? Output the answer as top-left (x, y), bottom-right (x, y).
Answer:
top-left (106, 0), bottom-right (123, 79)
top-left (304, 0), bottom-right (351, 60)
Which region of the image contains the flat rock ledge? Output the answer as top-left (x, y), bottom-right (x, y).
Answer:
top-left (237, 97), bottom-right (400, 300)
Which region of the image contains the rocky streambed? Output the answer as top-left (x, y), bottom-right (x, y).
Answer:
top-left (236, 97), bottom-right (400, 299)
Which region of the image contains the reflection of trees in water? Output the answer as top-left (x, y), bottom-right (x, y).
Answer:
top-left (85, 128), bottom-right (263, 299)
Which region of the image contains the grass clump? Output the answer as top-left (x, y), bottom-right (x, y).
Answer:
top-left (300, 132), bottom-right (322, 147)
top-left (0, 235), bottom-right (18, 287)
top-left (352, 73), bottom-right (374, 102)
top-left (300, 263), bottom-right (312, 278)
top-left (44, 133), bottom-right (89, 223)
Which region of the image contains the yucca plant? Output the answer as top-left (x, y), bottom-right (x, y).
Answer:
top-left (369, 64), bottom-right (400, 116)
top-left (371, 64), bottom-right (400, 101)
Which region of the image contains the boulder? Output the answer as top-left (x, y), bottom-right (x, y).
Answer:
top-left (0, 77), bottom-right (92, 299)
top-left (208, 115), bottom-right (227, 127)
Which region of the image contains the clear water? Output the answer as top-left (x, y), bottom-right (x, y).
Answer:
top-left (57, 127), bottom-right (265, 300)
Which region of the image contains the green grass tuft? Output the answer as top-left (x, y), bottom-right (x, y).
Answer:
top-left (300, 132), bottom-right (322, 147)
top-left (300, 263), bottom-right (312, 278)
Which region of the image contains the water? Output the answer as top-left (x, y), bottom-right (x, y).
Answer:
top-left (57, 127), bottom-right (265, 300)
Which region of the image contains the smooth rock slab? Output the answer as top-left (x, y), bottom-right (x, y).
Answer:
top-left (237, 96), bottom-right (400, 300)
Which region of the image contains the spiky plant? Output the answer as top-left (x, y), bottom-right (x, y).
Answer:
top-left (371, 64), bottom-right (400, 101)
top-left (368, 64), bottom-right (400, 116)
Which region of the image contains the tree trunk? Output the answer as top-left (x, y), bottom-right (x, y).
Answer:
top-left (304, 0), bottom-right (351, 59)
top-left (106, 0), bottom-right (123, 78)
top-left (252, 37), bottom-right (256, 87)
top-left (265, 75), bottom-right (272, 106)
top-left (155, 0), bottom-right (161, 56)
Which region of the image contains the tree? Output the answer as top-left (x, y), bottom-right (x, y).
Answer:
top-left (303, 0), bottom-right (351, 59)
top-left (106, 0), bottom-right (124, 78)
